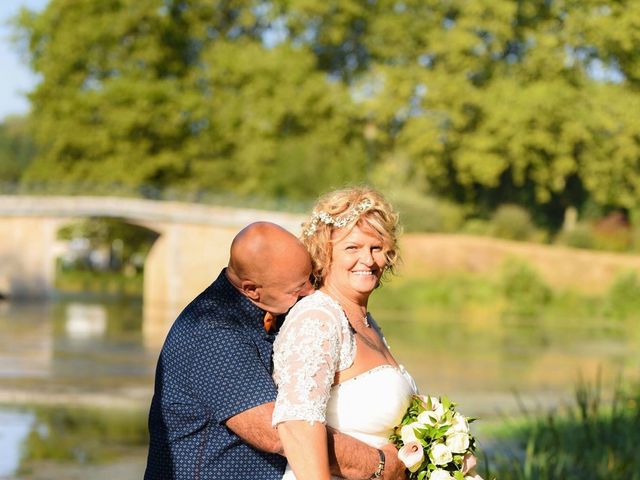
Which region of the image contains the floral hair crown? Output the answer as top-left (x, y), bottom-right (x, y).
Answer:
top-left (303, 198), bottom-right (374, 237)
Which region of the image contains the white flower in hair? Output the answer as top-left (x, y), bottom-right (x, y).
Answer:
top-left (303, 198), bottom-right (374, 237)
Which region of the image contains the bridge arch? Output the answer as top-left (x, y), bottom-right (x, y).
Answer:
top-left (0, 196), bottom-right (303, 315)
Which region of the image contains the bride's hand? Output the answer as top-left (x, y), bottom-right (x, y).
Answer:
top-left (380, 443), bottom-right (407, 480)
top-left (463, 474), bottom-right (484, 480)
top-left (462, 453), bottom-right (486, 479)
top-left (462, 453), bottom-right (477, 474)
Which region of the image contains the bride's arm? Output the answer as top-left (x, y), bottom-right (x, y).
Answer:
top-left (278, 420), bottom-right (331, 480)
top-left (272, 306), bottom-right (407, 479)
top-left (272, 307), bottom-right (338, 478)
top-left (227, 401), bottom-right (406, 479)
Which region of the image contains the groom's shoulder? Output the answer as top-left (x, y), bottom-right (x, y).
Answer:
top-left (177, 289), bottom-right (243, 330)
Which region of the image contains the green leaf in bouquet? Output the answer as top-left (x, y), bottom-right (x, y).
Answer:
top-left (441, 396), bottom-right (453, 410)
top-left (453, 471), bottom-right (465, 480)
top-left (417, 471), bottom-right (428, 480)
top-left (414, 425), bottom-right (429, 440)
top-left (426, 412), bottom-right (440, 425)
top-left (401, 417), bottom-right (412, 426)
top-left (425, 424), bottom-right (439, 437)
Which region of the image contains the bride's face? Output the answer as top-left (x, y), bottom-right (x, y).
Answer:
top-left (324, 222), bottom-right (387, 297)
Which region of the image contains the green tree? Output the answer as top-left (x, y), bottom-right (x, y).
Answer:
top-left (15, 0), bottom-right (367, 199)
top-left (0, 115), bottom-right (36, 184)
top-left (13, 0), bottom-right (640, 225)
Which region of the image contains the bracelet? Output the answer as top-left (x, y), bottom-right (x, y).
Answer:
top-left (369, 448), bottom-right (385, 479)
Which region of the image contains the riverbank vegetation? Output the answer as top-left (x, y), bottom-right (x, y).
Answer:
top-left (7, 377), bottom-right (640, 480)
top-left (54, 269), bottom-right (144, 297)
top-left (373, 257), bottom-right (640, 322)
top-left (481, 377), bottom-right (640, 480)
top-left (7, 404), bottom-right (148, 477)
top-left (2, 0), bottom-right (640, 254)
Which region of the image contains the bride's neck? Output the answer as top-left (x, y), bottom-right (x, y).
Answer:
top-left (321, 284), bottom-right (369, 314)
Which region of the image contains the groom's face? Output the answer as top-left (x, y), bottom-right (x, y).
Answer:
top-left (257, 256), bottom-right (313, 315)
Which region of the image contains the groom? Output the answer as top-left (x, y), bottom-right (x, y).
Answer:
top-left (145, 222), bottom-right (405, 479)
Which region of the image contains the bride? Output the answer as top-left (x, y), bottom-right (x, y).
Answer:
top-left (272, 187), bottom-right (480, 479)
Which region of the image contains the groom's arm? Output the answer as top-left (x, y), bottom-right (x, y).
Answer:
top-left (327, 427), bottom-right (406, 480)
top-left (226, 401), bottom-right (406, 480)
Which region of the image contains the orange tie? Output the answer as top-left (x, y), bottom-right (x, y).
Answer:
top-left (263, 312), bottom-right (276, 332)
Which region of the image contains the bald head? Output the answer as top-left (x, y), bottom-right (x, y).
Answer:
top-left (226, 222), bottom-right (313, 314)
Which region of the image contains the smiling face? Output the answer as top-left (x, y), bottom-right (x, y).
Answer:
top-left (323, 222), bottom-right (388, 299)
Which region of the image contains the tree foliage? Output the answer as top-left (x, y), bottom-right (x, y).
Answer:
top-left (0, 115), bottom-right (36, 183)
top-left (12, 0), bottom-right (640, 225)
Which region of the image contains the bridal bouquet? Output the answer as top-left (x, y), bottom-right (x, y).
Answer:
top-left (390, 395), bottom-right (478, 480)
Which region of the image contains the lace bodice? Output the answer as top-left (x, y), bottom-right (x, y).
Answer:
top-left (272, 291), bottom-right (356, 426)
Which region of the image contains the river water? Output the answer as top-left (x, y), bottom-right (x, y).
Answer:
top-left (0, 297), bottom-right (638, 478)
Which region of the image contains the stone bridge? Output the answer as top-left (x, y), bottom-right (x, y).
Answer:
top-left (0, 195), bottom-right (303, 311)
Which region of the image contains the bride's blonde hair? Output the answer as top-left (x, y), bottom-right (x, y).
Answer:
top-left (301, 186), bottom-right (400, 287)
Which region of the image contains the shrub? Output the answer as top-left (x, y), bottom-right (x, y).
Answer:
top-left (555, 223), bottom-right (595, 249)
top-left (391, 192), bottom-right (465, 233)
top-left (461, 218), bottom-right (492, 236)
top-left (591, 212), bottom-right (631, 252)
top-left (500, 258), bottom-right (552, 316)
top-left (631, 228), bottom-right (640, 252)
top-left (490, 205), bottom-right (536, 241)
top-left (603, 270), bottom-right (640, 319)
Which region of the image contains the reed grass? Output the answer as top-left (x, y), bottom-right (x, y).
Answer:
top-left (482, 376), bottom-right (640, 480)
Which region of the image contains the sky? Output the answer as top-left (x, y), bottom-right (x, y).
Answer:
top-left (0, 0), bottom-right (49, 120)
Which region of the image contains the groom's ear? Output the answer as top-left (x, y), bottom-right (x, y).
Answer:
top-left (240, 280), bottom-right (261, 301)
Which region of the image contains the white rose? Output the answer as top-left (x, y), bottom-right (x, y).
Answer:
top-left (446, 432), bottom-right (470, 453)
top-left (400, 422), bottom-right (424, 444)
top-left (450, 413), bottom-right (470, 434)
top-left (429, 469), bottom-right (455, 480)
top-left (397, 440), bottom-right (424, 473)
top-left (417, 409), bottom-right (441, 426)
top-left (418, 396), bottom-right (446, 424)
top-left (424, 396), bottom-right (445, 415)
top-left (430, 442), bottom-right (453, 466)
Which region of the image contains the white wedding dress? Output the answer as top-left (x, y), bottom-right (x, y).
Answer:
top-left (272, 291), bottom-right (418, 480)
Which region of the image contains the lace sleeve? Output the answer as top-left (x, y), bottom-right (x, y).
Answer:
top-left (272, 305), bottom-right (342, 426)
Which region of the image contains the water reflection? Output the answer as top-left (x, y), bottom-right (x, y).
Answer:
top-left (64, 303), bottom-right (107, 339)
top-left (377, 308), bottom-right (640, 416)
top-left (0, 409), bottom-right (34, 477)
top-left (0, 299), bottom-right (156, 405)
top-left (0, 303), bottom-right (52, 379)
top-left (0, 298), bottom-right (638, 478)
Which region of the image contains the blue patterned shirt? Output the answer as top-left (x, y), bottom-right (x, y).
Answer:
top-left (145, 270), bottom-right (286, 479)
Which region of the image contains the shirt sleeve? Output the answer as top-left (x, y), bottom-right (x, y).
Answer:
top-left (190, 327), bottom-right (278, 423)
top-left (271, 306), bottom-right (342, 426)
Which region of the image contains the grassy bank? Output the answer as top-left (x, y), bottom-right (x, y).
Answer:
top-left (479, 378), bottom-right (640, 480)
top-left (54, 269), bottom-right (143, 298)
top-left (372, 257), bottom-right (640, 322)
top-left (0, 403), bottom-right (148, 477)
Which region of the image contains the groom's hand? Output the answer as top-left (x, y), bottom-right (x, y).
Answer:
top-left (380, 443), bottom-right (406, 480)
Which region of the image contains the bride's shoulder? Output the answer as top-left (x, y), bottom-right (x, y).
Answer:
top-left (289, 290), bottom-right (340, 314)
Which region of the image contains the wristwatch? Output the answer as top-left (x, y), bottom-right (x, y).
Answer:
top-left (369, 449), bottom-right (385, 479)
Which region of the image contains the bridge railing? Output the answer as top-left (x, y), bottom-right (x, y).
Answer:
top-left (0, 181), bottom-right (312, 214)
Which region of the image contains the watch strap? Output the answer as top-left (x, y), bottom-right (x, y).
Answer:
top-left (369, 448), bottom-right (385, 479)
